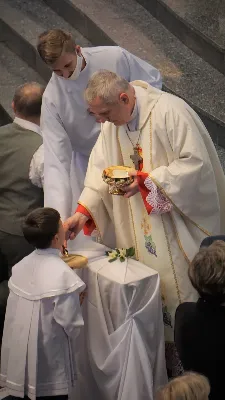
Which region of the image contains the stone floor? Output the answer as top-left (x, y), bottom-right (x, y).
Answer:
top-left (214, 143), bottom-right (225, 172)
top-left (162, 0), bottom-right (225, 49)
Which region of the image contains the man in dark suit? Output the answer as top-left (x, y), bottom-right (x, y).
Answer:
top-left (0, 82), bottom-right (45, 341)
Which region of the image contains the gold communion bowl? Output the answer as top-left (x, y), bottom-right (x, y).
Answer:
top-left (102, 166), bottom-right (134, 195)
top-left (62, 251), bottom-right (88, 269)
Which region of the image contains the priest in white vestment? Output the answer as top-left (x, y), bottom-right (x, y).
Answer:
top-left (37, 29), bottom-right (162, 223)
top-left (64, 70), bottom-right (225, 375)
top-left (0, 208), bottom-right (85, 399)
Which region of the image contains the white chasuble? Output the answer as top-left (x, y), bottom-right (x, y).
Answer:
top-left (79, 81), bottom-right (225, 341)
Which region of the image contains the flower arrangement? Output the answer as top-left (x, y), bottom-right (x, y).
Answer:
top-left (106, 247), bottom-right (135, 263)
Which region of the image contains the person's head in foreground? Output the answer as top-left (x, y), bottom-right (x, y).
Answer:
top-left (84, 70), bottom-right (136, 126)
top-left (22, 207), bottom-right (65, 250)
top-left (189, 240), bottom-right (225, 304)
top-left (12, 82), bottom-right (45, 126)
top-left (37, 29), bottom-right (85, 79)
top-left (157, 372), bottom-right (210, 400)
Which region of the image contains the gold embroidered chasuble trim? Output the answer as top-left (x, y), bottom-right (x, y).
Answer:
top-left (161, 215), bottom-right (181, 304)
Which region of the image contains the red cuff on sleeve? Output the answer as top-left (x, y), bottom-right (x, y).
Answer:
top-left (137, 171), bottom-right (153, 214)
top-left (76, 205), bottom-right (96, 235)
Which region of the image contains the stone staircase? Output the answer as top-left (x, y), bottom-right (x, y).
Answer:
top-left (0, 0), bottom-right (225, 164)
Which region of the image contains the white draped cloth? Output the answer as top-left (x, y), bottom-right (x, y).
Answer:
top-left (71, 243), bottom-right (167, 400)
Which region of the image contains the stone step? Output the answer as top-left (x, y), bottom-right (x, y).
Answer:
top-left (0, 42), bottom-right (45, 123)
top-left (136, 0), bottom-right (225, 75)
top-left (44, 0), bottom-right (225, 147)
top-left (0, 0), bottom-right (91, 82)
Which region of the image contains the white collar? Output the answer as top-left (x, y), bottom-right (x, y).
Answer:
top-left (14, 117), bottom-right (42, 136)
top-left (127, 102), bottom-right (138, 131)
top-left (35, 248), bottom-right (61, 256)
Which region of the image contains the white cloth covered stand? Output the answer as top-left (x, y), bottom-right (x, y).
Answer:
top-left (71, 243), bottom-right (167, 400)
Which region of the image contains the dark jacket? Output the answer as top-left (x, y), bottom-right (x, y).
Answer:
top-left (0, 123), bottom-right (43, 236)
top-left (175, 299), bottom-right (225, 400)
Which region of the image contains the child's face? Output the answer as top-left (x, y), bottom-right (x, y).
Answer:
top-left (54, 219), bottom-right (65, 249)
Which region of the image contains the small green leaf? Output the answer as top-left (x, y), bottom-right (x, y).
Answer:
top-left (120, 257), bottom-right (125, 262)
top-left (130, 248), bottom-right (135, 257)
top-left (108, 257), bottom-right (117, 263)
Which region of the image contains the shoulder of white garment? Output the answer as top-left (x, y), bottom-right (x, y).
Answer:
top-left (9, 250), bottom-right (85, 300)
top-left (29, 144), bottom-right (44, 188)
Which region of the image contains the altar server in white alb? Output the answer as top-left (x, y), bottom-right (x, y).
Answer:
top-left (64, 70), bottom-right (225, 376)
top-left (37, 29), bottom-right (162, 222)
top-left (0, 207), bottom-right (85, 400)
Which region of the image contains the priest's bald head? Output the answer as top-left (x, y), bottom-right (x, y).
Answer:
top-left (37, 29), bottom-right (85, 79)
top-left (12, 82), bottom-right (45, 125)
top-left (85, 70), bottom-right (135, 126)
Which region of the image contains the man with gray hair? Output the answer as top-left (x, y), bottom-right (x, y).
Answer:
top-left (37, 29), bottom-right (162, 230)
top-left (64, 70), bottom-right (225, 376)
top-left (0, 82), bottom-right (45, 280)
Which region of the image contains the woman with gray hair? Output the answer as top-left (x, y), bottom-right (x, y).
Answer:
top-left (175, 241), bottom-right (225, 400)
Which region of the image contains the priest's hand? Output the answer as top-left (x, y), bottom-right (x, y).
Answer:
top-left (123, 171), bottom-right (139, 198)
top-left (63, 212), bottom-right (89, 240)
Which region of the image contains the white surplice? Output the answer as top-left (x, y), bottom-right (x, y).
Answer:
top-left (41, 46), bottom-right (162, 223)
top-left (78, 81), bottom-right (225, 342)
top-left (0, 248), bottom-right (85, 399)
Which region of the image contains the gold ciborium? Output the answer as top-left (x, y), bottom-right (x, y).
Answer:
top-left (102, 166), bottom-right (134, 195)
top-left (62, 246), bottom-right (88, 269)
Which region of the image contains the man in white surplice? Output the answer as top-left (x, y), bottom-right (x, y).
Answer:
top-left (37, 29), bottom-right (162, 222)
top-left (64, 70), bottom-right (225, 375)
top-left (0, 208), bottom-right (85, 399)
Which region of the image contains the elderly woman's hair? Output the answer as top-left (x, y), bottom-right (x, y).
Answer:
top-left (157, 372), bottom-right (210, 400)
top-left (188, 240), bottom-right (225, 302)
top-left (84, 70), bottom-right (130, 104)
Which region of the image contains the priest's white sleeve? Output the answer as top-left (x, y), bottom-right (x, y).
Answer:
top-left (78, 129), bottom-right (115, 247)
top-left (150, 96), bottom-right (221, 234)
top-left (41, 98), bottom-right (73, 221)
top-left (117, 48), bottom-right (162, 89)
top-left (53, 292), bottom-right (84, 338)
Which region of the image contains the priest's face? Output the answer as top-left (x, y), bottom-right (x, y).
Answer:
top-left (51, 46), bottom-right (82, 78)
top-left (88, 93), bottom-right (133, 126)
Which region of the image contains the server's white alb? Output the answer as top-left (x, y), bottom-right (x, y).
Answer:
top-left (0, 248), bottom-right (85, 399)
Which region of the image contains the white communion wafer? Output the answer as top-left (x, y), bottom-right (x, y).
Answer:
top-left (112, 169), bottom-right (129, 178)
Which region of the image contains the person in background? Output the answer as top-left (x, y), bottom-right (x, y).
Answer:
top-left (175, 241), bottom-right (225, 400)
top-left (0, 82), bottom-right (45, 343)
top-left (157, 373), bottom-right (210, 400)
top-left (200, 234), bottom-right (225, 248)
top-left (0, 207), bottom-right (85, 400)
top-left (0, 82), bottom-right (45, 277)
top-left (37, 29), bottom-right (162, 223)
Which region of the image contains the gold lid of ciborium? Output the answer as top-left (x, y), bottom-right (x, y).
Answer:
top-left (102, 166), bottom-right (134, 195)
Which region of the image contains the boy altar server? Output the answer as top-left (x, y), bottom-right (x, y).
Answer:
top-left (0, 207), bottom-right (85, 400)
